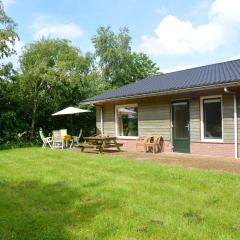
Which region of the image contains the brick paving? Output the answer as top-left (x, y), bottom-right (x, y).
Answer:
top-left (75, 148), bottom-right (240, 174)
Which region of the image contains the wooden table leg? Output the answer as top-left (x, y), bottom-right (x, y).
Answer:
top-left (114, 139), bottom-right (120, 151)
top-left (100, 140), bottom-right (105, 153)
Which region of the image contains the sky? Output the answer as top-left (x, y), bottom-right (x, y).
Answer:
top-left (2, 0), bottom-right (240, 73)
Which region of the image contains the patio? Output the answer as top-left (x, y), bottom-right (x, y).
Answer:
top-left (73, 147), bottom-right (240, 174)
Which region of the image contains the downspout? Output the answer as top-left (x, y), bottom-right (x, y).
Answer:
top-left (224, 87), bottom-right (238, 159)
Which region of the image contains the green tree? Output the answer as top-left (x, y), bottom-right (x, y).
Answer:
top-left (130, 52), bottom-right (160, 81)
top-left (0, 1), bottom-right (20, 145)
top-left (0, 1), bottom-right (18, 60)
top-left (92, 26), bottom-right (160, 87)
top-left (18, 38), bottom-right (105, 139)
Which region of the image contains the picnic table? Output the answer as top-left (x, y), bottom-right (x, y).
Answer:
top-left (79, 136), bottom-right (123, 153)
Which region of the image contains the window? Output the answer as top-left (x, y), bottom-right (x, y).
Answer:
top-left (201, 97), bottom-right (223, 142)
top-left (116, 105), bottom-right (138, 137)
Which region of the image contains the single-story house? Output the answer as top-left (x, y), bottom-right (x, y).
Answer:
top-left (83, 59), bottom-right (240, 159)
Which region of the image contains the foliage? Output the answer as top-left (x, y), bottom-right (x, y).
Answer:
top-left (0, 75), bottom-right (31, 145)
top-left (130, 52), bottom-right (161, 81)
top-left (92, 26), bottom-right (160, 87)
top-left (92, 26), bottom-right (131, 87)
top-left (17, 39), bottom-right (107, 139)
top-left (0, 1), bottom-right (18, 60)
top-left (0, 3), bottom-right (160, 144)
top-left (1, 148), bottom-right (240, 239)
top-left (0, 1), bottom-right (21, 144)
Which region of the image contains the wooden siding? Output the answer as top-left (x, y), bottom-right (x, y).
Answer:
top-left (102, 103), bottom-right (115, 136)
top-left (190, 99), bottom-right (201, 142)
top-left (138, 100), bottom-right (170, 140)
top-left (96, 91), bottom-right (237, 144)
top-left (223, 95), bottom-right (234, 143)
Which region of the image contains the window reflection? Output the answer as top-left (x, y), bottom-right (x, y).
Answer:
top-left (117, 106), bottom-right (138, 136)
top-left (203, 98), bottom-right (222, 139)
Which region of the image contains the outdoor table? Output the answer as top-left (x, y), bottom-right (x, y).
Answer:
top-left (80, 136), bottom-right (122, 153)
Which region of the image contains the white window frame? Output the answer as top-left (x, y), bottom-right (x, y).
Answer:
top-left (115, 103), bottom-right (138, 139)
top-left (200, 95), bottom-right (223, 143)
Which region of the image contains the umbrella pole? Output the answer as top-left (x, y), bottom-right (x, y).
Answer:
top-left (71, 115), bottom-right (73, 136)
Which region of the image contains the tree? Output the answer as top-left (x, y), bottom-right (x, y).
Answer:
top-left (0, 1), bottom-right (18, 60)
top-left (18, 38), bottom-right (105, 139)
top-left (130, 52), bottom-right (160, 81)
top-left (92, 26), bottom-right (160, 88)
top-left (0, 1), bottom-right (20, 144)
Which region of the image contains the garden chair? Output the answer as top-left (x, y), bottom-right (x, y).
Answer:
top-left (154, 136), bottom-right (164, 153)
top-left (70, 129), bottom-right (83, 148)
top-left (52, 130), bottom-right (64, 149)
top-left (144, 136), bottom-right (163, 154)
top-left (39, 128), bottom-right (52, 148)
top-left (136, 136), bottom-right (154, 151)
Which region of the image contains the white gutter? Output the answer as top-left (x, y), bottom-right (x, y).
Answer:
top-left (224, 87), bottom-right (238, 159)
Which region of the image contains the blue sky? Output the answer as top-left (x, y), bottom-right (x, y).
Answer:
top-left (3, 0), bottom-right (240, 72)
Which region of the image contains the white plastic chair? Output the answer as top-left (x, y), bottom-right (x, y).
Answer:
top-left (39, 128), bottom-right (52, 148)
top-left (52, 130), bottom-right (64, 149)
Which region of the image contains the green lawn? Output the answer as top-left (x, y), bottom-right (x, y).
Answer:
top-left (0, 148), bottom-right (240, 240)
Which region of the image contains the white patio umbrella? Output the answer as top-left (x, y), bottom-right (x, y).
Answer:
top-left (52, 106), bottom-right (90, 116)
top-left (52, 107), bottom-right (90, 135)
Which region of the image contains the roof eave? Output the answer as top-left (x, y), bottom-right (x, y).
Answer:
top-left (82, 81), bottom-right (240, 105)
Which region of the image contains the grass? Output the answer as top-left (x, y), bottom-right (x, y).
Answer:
top-left (0, 148), bottom-right (240, 239)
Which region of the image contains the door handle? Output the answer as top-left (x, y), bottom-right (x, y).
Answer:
top-left (185, 124), bottom-right (190, 131)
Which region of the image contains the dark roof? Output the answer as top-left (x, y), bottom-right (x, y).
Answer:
top-left (83, 59), bottom-right (240, 103)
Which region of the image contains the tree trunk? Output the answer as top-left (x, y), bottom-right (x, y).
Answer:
top-left (30, 102), bottom-right (37, 140)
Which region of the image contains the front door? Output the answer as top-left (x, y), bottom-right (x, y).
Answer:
top-left (172, 101), bottom-right (190, 153)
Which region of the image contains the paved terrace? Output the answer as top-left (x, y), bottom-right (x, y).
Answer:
top-left (74, 148), bottom-right (240, 174)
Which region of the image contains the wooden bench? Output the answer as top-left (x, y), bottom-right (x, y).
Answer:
top-left (79, 136), bottom-right (123, 153)
top-left (102, 143), bottom-right (123, 148)
top-left (78, 143), bottom-right (103, 153)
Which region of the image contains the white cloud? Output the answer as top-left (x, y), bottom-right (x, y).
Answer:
top-left (34, 23), bottom-right (83, 40)
top-left (141, 15), bottom-right (223, 55)
top-left (209, 0), bottom-right (240, 24)
top-left (140, 0), bottom-right (240, 56)
top-left (2, 0), bottom-right (15, 8)
top-left (32, 16), bottom-right (83, 40)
